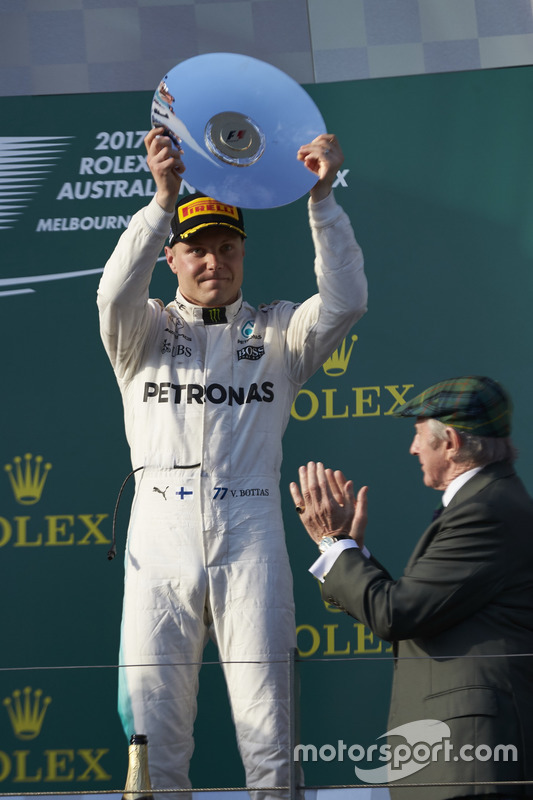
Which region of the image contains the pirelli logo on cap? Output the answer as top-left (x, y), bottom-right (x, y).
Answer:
top-left (178, 198), bottom-right (239, 224)
top-left (170, 192), bottom-right (245, 244)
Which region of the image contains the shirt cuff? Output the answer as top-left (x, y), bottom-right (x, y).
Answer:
top-left (309, 540), bottom-right (370, 583)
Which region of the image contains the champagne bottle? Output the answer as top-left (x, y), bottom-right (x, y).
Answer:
top-left (122, 734), bottom-right (154, 800)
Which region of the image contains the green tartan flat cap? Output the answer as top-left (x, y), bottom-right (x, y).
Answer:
top-left (393, 376), bottom-right (512, 437)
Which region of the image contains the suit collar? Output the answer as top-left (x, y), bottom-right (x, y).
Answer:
top-left (445, 459), bottom-right (515, 510)
top-left (407, 460), bottom-right (515, 567)
top-left (442, 466), bottom-right (483, 507)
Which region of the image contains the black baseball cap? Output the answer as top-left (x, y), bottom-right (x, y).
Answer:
top-left (169, 192), bottom-right (246, 245)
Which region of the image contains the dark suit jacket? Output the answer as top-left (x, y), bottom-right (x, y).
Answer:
top-left (321, 461), bottom-right (533, 799)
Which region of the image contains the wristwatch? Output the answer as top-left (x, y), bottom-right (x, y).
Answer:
top-left (318, 534), bottom-right (350, 553)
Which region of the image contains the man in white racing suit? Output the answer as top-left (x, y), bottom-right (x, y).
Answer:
top-left (97, 128), bottom-right (367, 799)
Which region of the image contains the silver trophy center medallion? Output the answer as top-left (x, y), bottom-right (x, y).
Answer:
top-left (205, 112), bottom-right (265, 167)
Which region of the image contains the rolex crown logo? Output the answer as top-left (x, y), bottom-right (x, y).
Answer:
top-left (323, 335), bottom-right (358, 377)
top-left (4, 687), bottom-right (52, 740)
top-left (4, 453), bottom-right (52, 505)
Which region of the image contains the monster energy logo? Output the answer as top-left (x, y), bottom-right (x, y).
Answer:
top-left (202, 307), bottom-right (227, 325)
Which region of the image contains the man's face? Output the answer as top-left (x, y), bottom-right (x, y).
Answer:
top-left (409, 419), bottom-right (450, 490)
top-left (165, 227), bottom-right (245, 308)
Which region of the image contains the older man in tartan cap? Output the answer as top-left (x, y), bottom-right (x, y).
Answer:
top-left (290, 376), bottom-right (533, 800)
